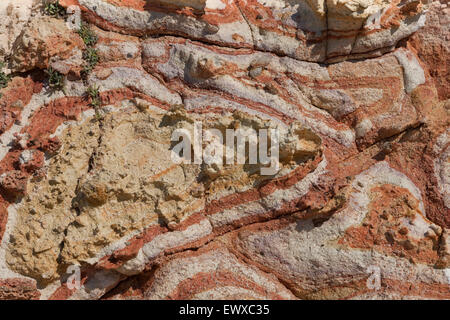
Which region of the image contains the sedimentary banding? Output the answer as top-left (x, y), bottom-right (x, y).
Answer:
top-left (57, 0), bottom-right (429, 62)
top-left (105, 243), bottom-right (297, 300)
top-left (231, 162), bottom-right (450, 299)
top-left (0, 0), bottom-right (448, 300)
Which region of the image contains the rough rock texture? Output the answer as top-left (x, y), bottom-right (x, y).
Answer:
top-left (409, 0), bottom-right (449, 100)
top-left (0, 0), bottom-right (448, 300)
top-left (10, 15), bottom-right (86, 73)
top-left (0, 0), bottom-right (39, 61)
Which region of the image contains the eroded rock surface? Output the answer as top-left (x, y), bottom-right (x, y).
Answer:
top-left (0, 0), bottom-right (39, 61)
top-left (0, 0), bottom-right (448, 300)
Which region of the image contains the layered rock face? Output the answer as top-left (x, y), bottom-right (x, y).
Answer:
top-left (0, 0), bottom-right (448, 300)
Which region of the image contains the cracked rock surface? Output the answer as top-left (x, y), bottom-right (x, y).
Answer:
top-left (0, 0), bottom-right (448, 300)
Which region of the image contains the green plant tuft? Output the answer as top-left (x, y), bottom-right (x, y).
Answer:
top-left (46, 67), bottom-right (65, 91)
top-left (86, 85), bottom-right (100, 107)
top-left (82, 48), bottom-right (100, 75)
top-left (78, 23), bottom-right (98, 47)
top-left (86, 85), bottom-right (103, 121)
top-left (86, 85), bottom-right (99, 97)
top-left (43, 1), bottom-right (66, 18)
top-left (0, 62), bottom-right (11, 98)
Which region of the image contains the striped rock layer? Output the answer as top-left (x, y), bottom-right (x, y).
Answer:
top-left (0, 0), bottom-right (448, 300)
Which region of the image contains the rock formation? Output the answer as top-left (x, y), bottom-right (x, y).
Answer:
top-left (0, 0), bottom-right (448, 300)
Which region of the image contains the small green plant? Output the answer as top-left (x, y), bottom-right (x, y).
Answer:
top-left (0, 62), bottom-right (11, 98)
top-left (86, 85), bottom-right (103, 120)
top-left (46, 67), bottom-right (65, 91)
top-left (43, 1), bottom-right (66, 18)
top-left (76, 20), bottom-right (99, 79)
top-left (86, 85), bottom-right (100, 107)
top-left (0, 63), bottom-right (10, 88)
top-left (78, 23), bottom-right (98, 47)
top-left (82, 48), bottom-right (100, 75)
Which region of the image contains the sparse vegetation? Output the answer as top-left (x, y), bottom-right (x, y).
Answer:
top-left (0, 62), bottom-right (11, 98)
top-left (78, 23), bottom-right (98, 47)
top-left (78, 21), bottom-right (99, 79)
top-left (43, 1), bottom-right (66, 18)
top-left (76, 20), bottom-right (102, 119)
top-left (86, 85), bottom-right (103, 121)
top-left (82, 47), bottom-right (100, 75)
top-left (86, 85), bottom-right (100, 107)
top-left (46, 67), bottom-right (65, 91)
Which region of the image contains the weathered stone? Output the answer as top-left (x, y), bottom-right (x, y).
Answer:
top-left (10, 16), bottom-right (85, 72)
top-left (0, 0), bottom-right (448, 300)
top-left (105, 243), bottom-right (297, 300)
top-left (0, 278), bottom-right (40, 300)
top-left (409, 0), bottom-right (449, 100)
top-left (0, 0), bottom-right (38, 61)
